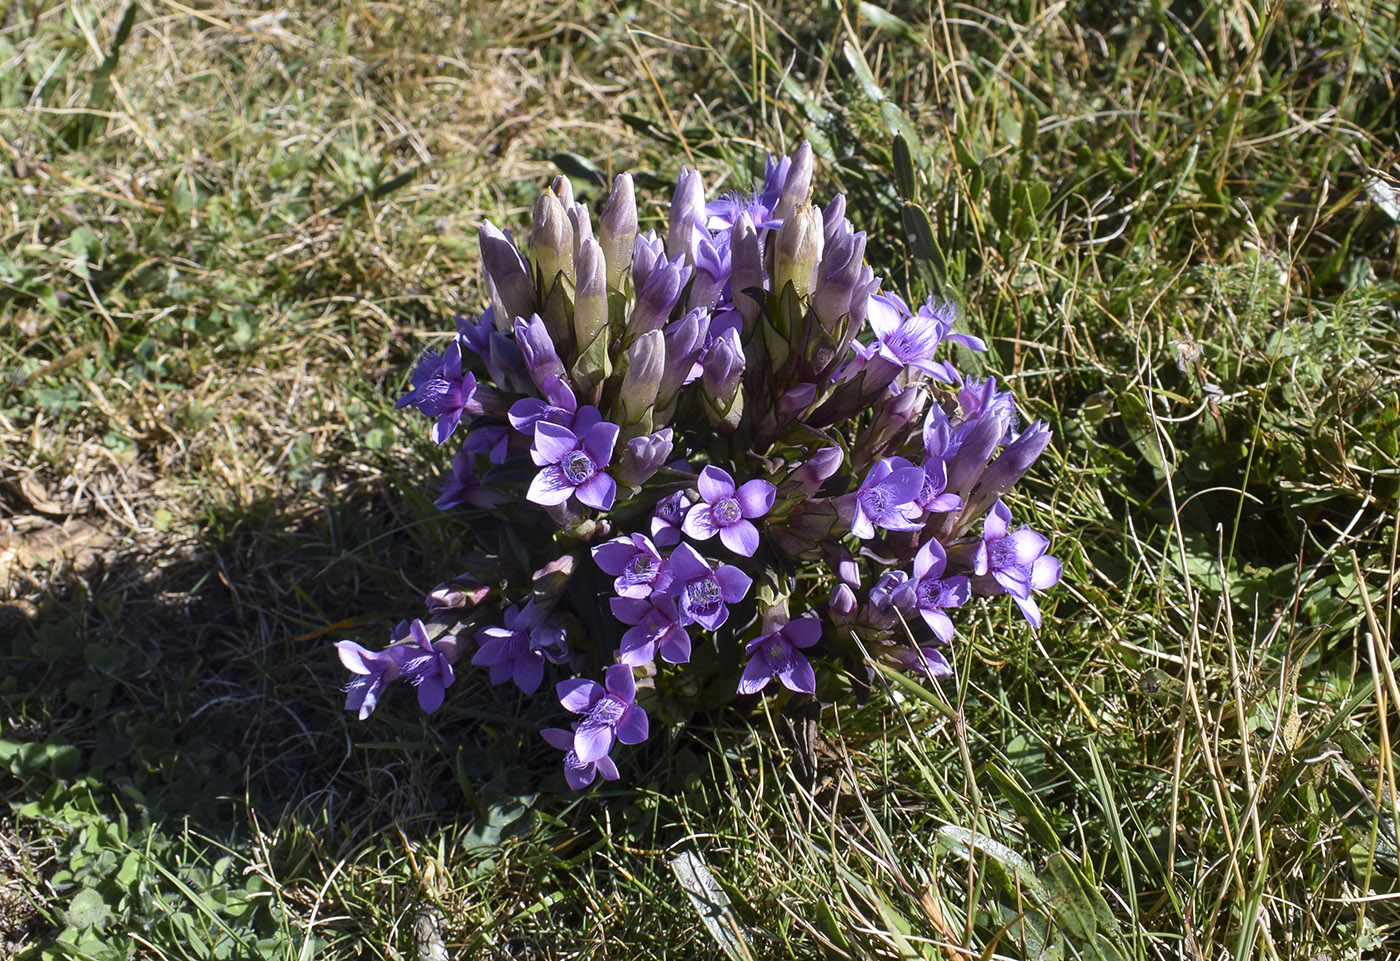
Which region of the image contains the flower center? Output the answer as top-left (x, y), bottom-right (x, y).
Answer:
top-left (642, 611), bottom-right (670, 640)
top-left (917, 577), bottom-right (950, 609)
top-left (864, 488), bottom-right (888, 515)
top-left (988, 537), bottom-right (1025, 574)
top-left (562, 449), bottom-right (596, 485)
top-left (764, 637), bottom-right (790, 666)
top-left (626, 555), bottom-right (656, 579)
top-left (713, 497), bottom-right (742, 525)
top-left (686, 577), bottom-right (722, 614)
top-left (590, 695), bottom-right (626, 726)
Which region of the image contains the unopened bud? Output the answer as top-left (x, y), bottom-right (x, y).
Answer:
top-left (618, 330), bottom-right (664, 429)
top-left (530, 190), bottom-right (574, 290)
top-left (479, 221), bottom-right (535, 322)
top-left (667, 166), bottom-right (705, 261)
top-left (773, 141), bottom-right (813, 223)
top-left (599, 172), bottom-right (637, 290)
top-left (773, 203), bottom-right (824, 299)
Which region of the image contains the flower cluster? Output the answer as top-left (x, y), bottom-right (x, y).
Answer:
top-left (334, 144), bottom-right (1061, 788)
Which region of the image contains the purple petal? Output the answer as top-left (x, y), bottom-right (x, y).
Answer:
top-left (697, 465), bottom-right (736, 503)
top-left (1030, 555), bottom-right (1063, 591)
top-left (513, 655), bottom-right (543, 695)
top-left (336, 641), bottom-right (373, 675)
top-left (563, 758), bottom-right (595, 791)
top-left (541, 728), bottom-right (575, 752)
top-left (984, 501), bottom-right (1011, 539)
top-left (430, 409), bottom-right (464, 445)
top-left (575, 472), bottom-right (617, 511)
top-left (713, 564), bottom-right (753, 603)
top-left (573, 719), bottom-right (616, 764)
top-left (595, 756), bottom-right (620, 781)
top-left (470, 636), bottom-right (509, 668)
top-left (609, 596), bottom-right (651, 626)
top-left (532, 421), bottom-right (579, 465)
top-left (667, 542), bottom-right (712, 581)
top-left (582, 420), bottom-right (621, 466)
top-left (604, 664), bottom-right (636, 703)
top-left (737, 657), bottom-right (773, 695)
top-left (527, 466), bottom-right (576, 506)
top-left (417, 676), bottom-right (445, 713)
top-left (1013, 593), bottom-right (1043, 629)
top-left (734, 479), bottom-right (776, 518)
top-left (508, 397), bottom-right (549, 434)
top-left (657, 627), bottom-right (691, 664)
top-left (884, 466), bottom-right (927, 505)
top-left (913, 539), bottom-right (947, 581)
top-left (783, 616), bottom-right (823, 648)
top-left (594, 540), bottom-right (639, 575)
top-left (682, 504), bottom-right (720, 540)
top-left (558, 678), bottom-right (603, 714)
top-left (777, 651), bottom-right (816, 694)
top-left (618, 625), bottom-right (657, 666)
top-left (718, 521), bottom-right (760, 556)
top-left (615, 705), bottom-right (649, 745)
top-left (922, 608), bottom-right (957, 644)
top-left (1006, 528), bottom-right (1050, 565)
top-left (851, 509), bottom-right (876, 540)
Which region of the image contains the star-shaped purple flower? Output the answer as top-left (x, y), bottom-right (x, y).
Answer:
top-left (666, 542), bottom-right (752, 631)
top-left (399, 619), bottom-right (456, 713)
top-left (973, 501), bottom-right (1062, 629)
top-left (737, 615), bottom-right (822, 695)
top-left (541, 726), bottom-right (620, 791)
top-left (395, 339), bottom-right (480, 444)
top-left (557, 665), bottom-right (650, 764)
top-left (651, 491), bottom-right (691, 547)
top-left (472, 602), bottom-right (562, 695)
top-left (335, 637), bottom-right (409, 720)
top-left (681, 466), bottom-right (775, 556)
top-left (527, 413), bottom-right (619, 511)
top-left (894, 539), bottom-right (970, 642)
top-left (610, 593), bottom-right (691, 666)
top-left (592, 533), bottom-right (669, 598)
top-left (852, 456), bottom-right (926, 539)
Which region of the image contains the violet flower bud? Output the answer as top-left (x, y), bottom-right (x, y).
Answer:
top-left (961, 421), bottom-right (1052, 521)
top-left (568, 202), bottom-right (594, 265)
top-left (822, 192), bottom-right (847, 241)
top-left (813, 227), bottom-right (868, 334)
top-left (530, 189), bottom-right (574, 290)
top-left (656, 307), bottom-right (711, 410)
top-left (599, 172), bottom-right (637, 290)
top-left (729, 211), bottom-right (764, 328)
top-left (667, 166), bottom-right (705, 261)
top-left (426, 573), bottom-right (493, 612)
top-left (552, 174), bottom-right (575, 208)
top-left (945, 405), bottom-right (1012, 496)
top-left (829, 583), bottom-right (858, 619)
top-left (571, 237), bottom-right (611, 396)
top-left (783, 445), bottom-right (843, 498)
top-left (773, 203), bottom-right (823, 299)
top-left (618, 330), bottom-right (664, 430)
top-left (515, 314), bottom-right (565, 393)
top-left (772, 140), bottom-right (813, 223)
top-left (479, 221), bottom-right (535, 322)
top-left (628, 232), bottom-right (690, 339)
top-left (701, 327), bottom-right (744, 429)
top-left (615, 428), bottom-right (675, 487)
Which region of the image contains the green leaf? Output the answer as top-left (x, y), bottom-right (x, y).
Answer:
top-left (551, 152), bottom-right (607, 188)
top-left (856, 2), bottom-right (922, 41)
top-left (65, 887), bottom-right (111, 930)
top-left (842, 40), bottom-right (885, 102)
top-left (984, 761), bottom-right (1059, 849)
top-left (892, 134), bottom-right (917, 200)
top-left (670, 850), bottom-right (753, 961)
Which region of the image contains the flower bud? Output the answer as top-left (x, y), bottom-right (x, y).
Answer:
top-left (532, 553), bottom-right (576, 607)
top-left (945, 405), bottom-right (1011, 497)
top-left (822, 192), bottom-right (847, 241)
top-left (615, 428), bottom-right (675, 487)
top-left (656, 307), bottom-right (711, 410)
top-left (599, 172), bottom-right (637, 290)
top-left (773, 141), bottom-right (813, 223)
top-left (700, 327), bottom-right (744, 431)
top-left (779, 382), bottom-right (816, 414)
top-left (628, 233), bottom-right (689, 339)
top-left (568, 202), bottom-right (594, 265)
top-left (551, 174), bottom-right (574, 209)
top-left (813, 227), bottom-right (867, 333)
top-left (571, 237), bottom-right (611, 398)
top-left (773, 203), bottom-right (823, 299)
top-left (514, 314), bottom-right (565, 392)
top-left (783, 445), bottom-right (843, 498)
top-left (828, 583), bottom-right (858, 619)
top-left (729, 211), bottom-right (763, 328)
top-left (426, 573), bottom-right (493, 612)
top-left (530, 189), bottom-right (574, 291)
top-left (618, 329), bottom-right (664, 429)
top-left (961, 421), bottom-right (1052, 520)
top-left (479, 221), bottom-right (535, 322)
top-left (667, 166), bottom-right (705, 261)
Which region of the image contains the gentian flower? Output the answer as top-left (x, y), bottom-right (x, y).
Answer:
top-left (851, 456), bottom-right (926, 539)
top-left (395, 339), bottom-right (480, 444)
top-left (610, 593), bottom-right (691, 665)
top-left (399, 619), bottom-right (456, 713)
top-left (682, 466), bottom-right (775, 556)
top-left (527, 414), bottom-right (619, 510)
top-left (592, 534), bottom-right (669, 598)
top-left (894, 539), bottom-right (970, 642)
top-left (972, 500), bottom-right (1062, 628)
top-left (335, 637), bottom-right (408, 720)
top-left (889, 644), bottom-right (953, 678)
top-left (651, 491), bottom-right (691, 546)
top-left (435, 444), bottom-right (505, 510)
top-left (666, 542), bottom-right (752, 630)
top-left (508, 375), bottom-right (578, 435)
top-left (738, 615), bottom-right (821, 695)
top-left (866, 293), bottom-right (959, 382)
top-left (541, 726), bottom-right (620, 790)
top-left (472, 602), bottom-right (560, 695)
top-left (557, 664), bottom-right (649, 763)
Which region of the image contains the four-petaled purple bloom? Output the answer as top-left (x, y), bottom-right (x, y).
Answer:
top-left (610, 593), bottom-right (691, 666)
top-left (973, 501), bottom-right (1062, 629)
top-left (527, 411), bottom-right (619, 510)
top-left (682, 466), bottom-right (775, 556)
top-left (557, 664), bottom-right (649, 764)
top-left (335, 636), bottom-right (408, 720)
top-left (472, 602), bottom-right (561, 695)
top-left (738, 615), bottom-right (822, 695)
top-left (651, 491), bottom-right (691, 547)
top-left (396, 340), bottom-right (480, 444)
top-left (666, 542), bottom-right (752, 630)
top-left (542, 725), bottom-right (620, 790)
top-left (894, 539), bottom-right (970, 643)
top-left (399, 619), bottom-right (456, 713)
top-left (592, 534), bottom-right (669, 598)
top-left (852, 456), bottom-right (926, 539)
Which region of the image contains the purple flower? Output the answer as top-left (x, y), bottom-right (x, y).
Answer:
top-left (592, 534), bottom-right (669, 598)
top-left (738, 615), bottom-right (821, 695)
top-left (610, 593), bottom-right (691, 665)
top-left (399, 619), bottom-right (456, 713)
top-left (866, 293), bottom-right (958, 382)
top-left (527, 415), bottom-right (619, 510)
top-left (395, 339), bottom-right (480, 444)
top-left (915, 455), bottom-right (961, 514)
top-left (463, 425), bottom-right (509, 464)
top-left (651, 491), bottom-right (692, 547)
top-left (973, 501), bottom-right (1062, 629)
top-left (508, 375), bottom-right (578, 435)
top-left (435, 444), bottom-right (505, 510)
top-left (557, 664), bottom-right (649, 763)
top-left (852, 457), bottom-right (926, 539)
top-left (472, 602), bottom-right (560, 695)
top-left (889, 645), bottom-right (953, 678)
top-left (335, 638), bottom-right (408, 720)
top-left (666, 542), bottom-right (752, 631)
top-left (542, 726), bottom-right (620, 791)
top-left (681, 466), bottom-right (775, 557)
top-left (894, 539), bottom-right (970, 642)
